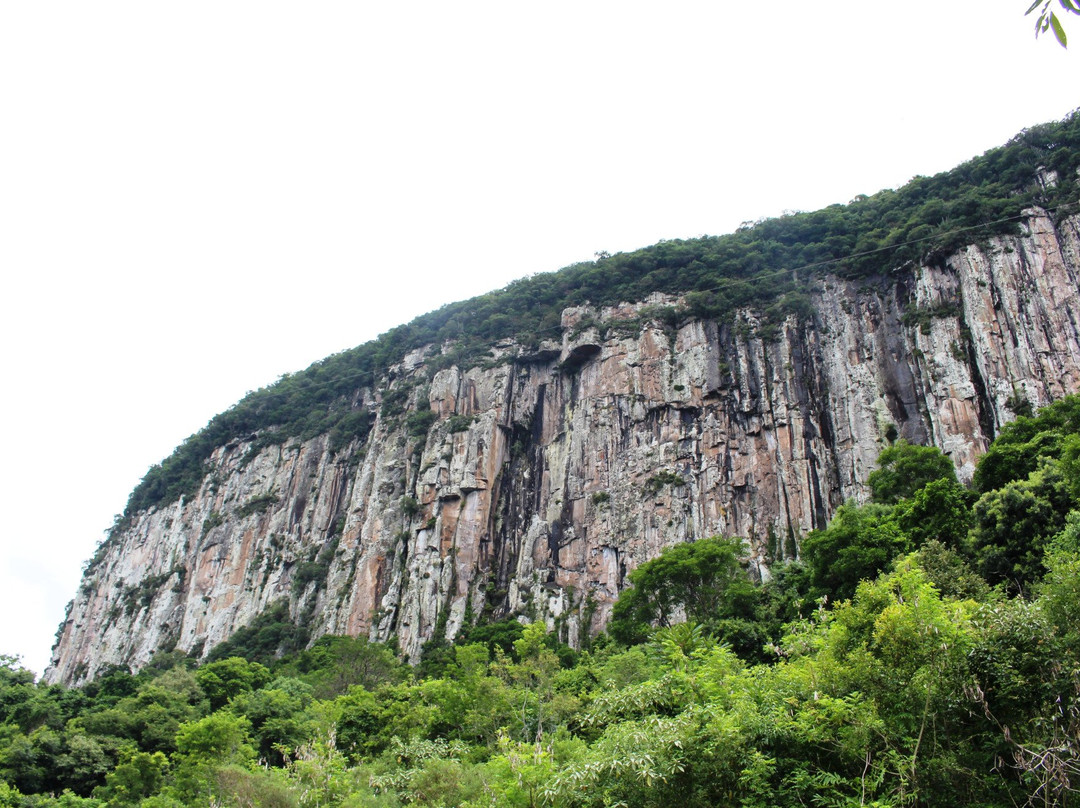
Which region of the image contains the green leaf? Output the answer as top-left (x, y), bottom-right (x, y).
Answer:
top-left (1028, 0), bottom-right (1046, 14)
top-left (1059, 0), bottom-right (1080, 14)
top-left (1051, 11), bottom-right (1068, 45)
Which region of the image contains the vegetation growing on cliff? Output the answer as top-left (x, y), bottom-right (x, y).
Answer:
top-left (7, 395), bottom-right (1080, 806)
top-left (107, 112), bottom-right (1080, 528)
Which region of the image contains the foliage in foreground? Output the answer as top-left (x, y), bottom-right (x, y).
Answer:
top-left (7, 396), bottom-right (1080, 806)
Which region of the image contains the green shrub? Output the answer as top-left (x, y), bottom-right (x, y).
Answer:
top-left (867, 440), bottom-right (956, 504)
top-left (236, 493), bottom-right (279, 519)
top-left (401, 497), bottom-right (421, 517)
top-left (406, 410), bottom-right (438, 439)
top-left (645, 471), bottom-right (684, 494)
top-left (446, 414), bottom-right (475, 433)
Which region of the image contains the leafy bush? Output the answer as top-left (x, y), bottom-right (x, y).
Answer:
top-left (204, 601), bottom-right (307, 665)
top-left (974, 394), bottom-right (1080, 492)
top-left (972, 460), bottom-right (1075, 593)
top-left (235, 493), bottom-right (279, 519)
top-left (445, 415), bottom-right (474, 434)
top-left (801, 503), bottom-right (909, 602)
top-left (867, 440), bottom-right (957, 504)
top-left (644, 471), bottom-right (684, 494)
top-left (609, 536), bottom-right (756, 647)
top-left (400, 497), bottom-right (421, 517)
top-left (405, 411), bottom-right (437, 439)
top-left (200, 512), bottom-right (224, 538)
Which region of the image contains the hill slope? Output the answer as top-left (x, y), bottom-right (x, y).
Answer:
top-left (48, 114), bottom-right (1080, 684)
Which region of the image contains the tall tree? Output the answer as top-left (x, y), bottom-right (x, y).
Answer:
top-left (609, 536), bottom-right (757, 646)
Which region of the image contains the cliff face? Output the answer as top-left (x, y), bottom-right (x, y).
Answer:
top-left (47, 209), bottom-right (1080, 685)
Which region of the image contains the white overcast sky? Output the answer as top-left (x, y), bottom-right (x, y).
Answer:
top-left (1, 2), bottom-right (1075, 677)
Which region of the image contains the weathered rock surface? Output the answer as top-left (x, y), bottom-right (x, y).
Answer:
top-left (47, 209), bottom-right (1080, 685)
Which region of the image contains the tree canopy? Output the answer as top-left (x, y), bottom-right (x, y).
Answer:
top-left (867, 440), bottom-right (957, 505)
top-left (8, 395), bottom-right (1080, 805)
top-left (607, 536), bottom-right (756, 646)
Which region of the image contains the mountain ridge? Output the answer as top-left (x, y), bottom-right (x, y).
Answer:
top-left (48, 114), bottom-right (1080, 684)
top-left (109, 112), bottom-right (1080, 529)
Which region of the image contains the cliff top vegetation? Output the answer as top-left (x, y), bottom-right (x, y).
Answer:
top-left (113, 111), bottom-right (1080, 528)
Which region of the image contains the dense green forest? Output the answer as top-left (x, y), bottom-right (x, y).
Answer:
top-left (110, 112), bottom-right (1080, 530)
top-left (8, 396), bottom-right (1080, 806)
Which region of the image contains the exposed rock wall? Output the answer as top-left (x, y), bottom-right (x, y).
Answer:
top-left (47, 209), bottom-right (1080, 685)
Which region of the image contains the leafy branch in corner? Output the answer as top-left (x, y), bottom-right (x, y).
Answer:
top-left (1027, 0), bottom-right (1080, 47)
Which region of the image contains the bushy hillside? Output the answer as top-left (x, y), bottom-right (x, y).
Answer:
top-left (8, 396), bottom-right (1080, 806)
top-left (114, 112), bottom-right (1080, 528)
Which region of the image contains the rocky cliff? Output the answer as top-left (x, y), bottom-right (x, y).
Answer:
top-left (47, 207), bottom-right (1080, 685)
